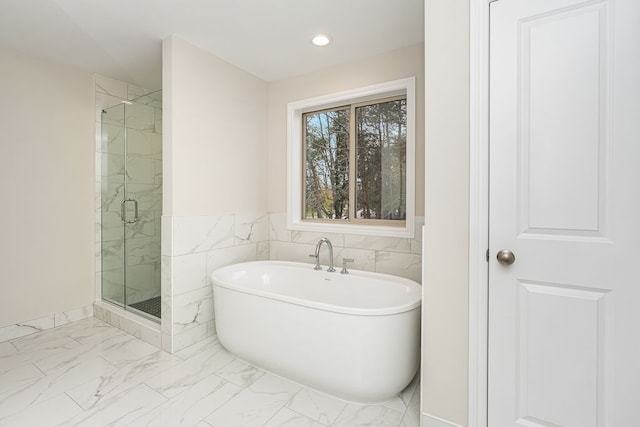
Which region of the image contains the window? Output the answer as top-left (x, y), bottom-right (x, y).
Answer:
top-left (288, 78), bottom-right (415, 237)
top-left (304, 96), bottom-right (407, 222)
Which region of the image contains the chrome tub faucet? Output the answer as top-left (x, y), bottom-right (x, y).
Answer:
top-left (309, 237), bottom-right (335, 272)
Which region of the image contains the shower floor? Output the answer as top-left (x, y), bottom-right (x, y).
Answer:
top-left (129, 296), bottom-right (161, 319)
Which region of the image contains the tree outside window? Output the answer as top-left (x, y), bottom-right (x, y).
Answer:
top-left (303, 97), bottom-right (407, 225)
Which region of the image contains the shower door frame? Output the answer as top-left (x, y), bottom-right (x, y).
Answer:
top-left (99, 93), bottom-right (162, 323)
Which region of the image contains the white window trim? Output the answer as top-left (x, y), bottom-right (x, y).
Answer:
top-left (287, 77), bottom-right (416, 238)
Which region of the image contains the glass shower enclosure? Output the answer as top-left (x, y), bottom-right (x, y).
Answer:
top-left (100, 90), bottom-right (162, 321)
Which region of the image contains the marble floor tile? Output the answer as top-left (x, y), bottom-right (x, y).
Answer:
top-left (286, 387), bottom-right (347, 425)
top-left (0, 393), bottom-right (83, 427)
top-left (66, 318), bottom-right (129, 343)
top-left (131, 373), bottom-right (241, 426)
top-left (100, 337), bottom-right (159, 367)
top-left (0, 363), bottom-right (45, 409)
top-left (332, 403), bottom-right (404, 427)
top-left (0, 342), bottom-right (17, 357)
top-left (65, 349), bottom-right (180, 410)
top-left (144, 340), bottom-right (234, 398)
top-left (398, 384), bottom-right (421, 427)
top-left (33, 331), bottom-right (134, 376)
top-left (0, 335), bottom-right (81, 375)
top-left (205, 373), bottom-right (300, 427)
top-left (0, 318), bottom-right (420, 427)
top-left (64, 383), bottom-right (167, 426)
top-left (6, 323), bottom-right (68, 352)
top-left (264, 407), bottom-right (325, 427)
top-left (173, 335), bottom-right (220, 359)
top-left (381, 373), bottom-right (420, 413)
top-left (214, 357), bottom-right (265, 388)
top-left (0, 357), bottom-right (116, 418)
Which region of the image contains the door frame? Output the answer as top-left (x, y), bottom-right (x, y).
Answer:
top-left (468, 1), bottom-right (491, 426)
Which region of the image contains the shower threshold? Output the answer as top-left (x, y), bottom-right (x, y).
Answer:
top-left (94, 301), bottom-right (161, 348)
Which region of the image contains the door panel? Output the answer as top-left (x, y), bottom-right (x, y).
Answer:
top-left (489, 0), bottom-right (639, 425)
top-left (521, 3), bottom-right (606, 234)
top-left (515, 281), bottom-right (606, 427)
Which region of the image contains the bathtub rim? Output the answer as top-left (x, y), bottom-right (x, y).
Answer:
top-left (211, 260), bottom-right (422, 317)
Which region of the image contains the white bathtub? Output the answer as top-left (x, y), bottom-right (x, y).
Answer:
top-left (211, 260), bottom-right (421, 403)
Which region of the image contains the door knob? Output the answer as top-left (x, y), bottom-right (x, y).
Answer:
top-left (496, 249), bottom-right (515, 266)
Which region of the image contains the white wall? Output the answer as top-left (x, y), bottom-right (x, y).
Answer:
top-left (163, 35), bottom-right (269, 216)
top-left (0, 45), bottom-right (95, 328)
top-left (267, 44), bottom-right (425, 216)
top-left (265, 45), bottom-right (425, 283)
top-left (162, 35), bottom-right (270, 352)
top-left (421, 0), bottom-right (470, 426)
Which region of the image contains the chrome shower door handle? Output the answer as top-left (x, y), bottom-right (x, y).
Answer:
top-left (129, 199), bottom-right (139, 224)
top-left (120, 199), bottom-right (127, 223)
top-left (120, 199), bottom-right (139, 224)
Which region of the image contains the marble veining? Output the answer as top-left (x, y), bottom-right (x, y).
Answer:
top-left (0, 318), bottom-right (53, 343)
top-left (165, 213), bottom-right (271, 352)
top-left (0, 318), bottom-right (420, 427)
top-left (172, 215), bottom-right (235, 256)
top-left (0, 304), bottom-right (93, 344)
top-left (172, 288), bottom-right (214, 334)
top-left (235, 213), bottom-right (269, 245)
top-left (269, 212), bottom-right (424, 283)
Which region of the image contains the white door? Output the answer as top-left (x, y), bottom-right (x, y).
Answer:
top-left (488, 0), bottom-right (640, 425)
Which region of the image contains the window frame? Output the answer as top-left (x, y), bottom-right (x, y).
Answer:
top-left (287, 77), bottom-right (415, 238)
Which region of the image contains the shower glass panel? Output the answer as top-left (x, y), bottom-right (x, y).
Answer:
top-left (101, 90), bottom-right (162, 321)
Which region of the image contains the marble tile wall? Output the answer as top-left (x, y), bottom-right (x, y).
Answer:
top-left (268, 212), bottom-right (424, 283)
top-left (162, 213), bottom-right (270, 353)
top-left (0, 304), bottom-right (93, 343)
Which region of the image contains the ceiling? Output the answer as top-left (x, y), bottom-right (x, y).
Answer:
top-left (0, 0), bottom-right (424, 90)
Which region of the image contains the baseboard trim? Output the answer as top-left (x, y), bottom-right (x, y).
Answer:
top-left (0, 304), bottom-right (93, 343)
top-left (422, 412), bottom-right (465, 427)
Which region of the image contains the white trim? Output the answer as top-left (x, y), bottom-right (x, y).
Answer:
top-left (422, 412), bottom-right (465, 427)
top-left (286, 77), bottom-right (416, 238)
top-left (468, 1), bottom-right (491, 427)
top-left (0, 304), bottom-right (94, 343)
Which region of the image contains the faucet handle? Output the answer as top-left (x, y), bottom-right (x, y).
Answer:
top-left (341, 258), bottom-right (355, 274)
top-left (309, 254), bottom-right (322, 270)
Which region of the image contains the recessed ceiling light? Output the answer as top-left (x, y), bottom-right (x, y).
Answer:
top-left (311, 34), bottom-right (333, 47)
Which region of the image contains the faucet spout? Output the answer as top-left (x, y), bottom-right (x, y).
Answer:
top-left (314, 237), bottom-right (335, 272)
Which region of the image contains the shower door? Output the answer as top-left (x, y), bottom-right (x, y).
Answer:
top-left (100, 91), bottom-right (162, 321)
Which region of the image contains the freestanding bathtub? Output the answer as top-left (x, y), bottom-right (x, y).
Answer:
top-left (211, 260), bottom-right (421, 403)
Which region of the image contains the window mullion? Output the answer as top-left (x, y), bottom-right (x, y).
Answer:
top-left (348, 104), bottom-right (357, 222)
